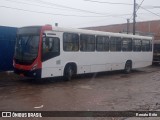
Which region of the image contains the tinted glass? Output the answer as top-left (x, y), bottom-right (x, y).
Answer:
top-left (133, 39), bottom-right (141, 51)
top-left (96, 36), bottom-right (109, 51)
top-left (42, 37), bottom-right (60, 61)
top-left (80, 34), bottom-right (95, 51)
top-left (122, 38), bottom-right (132, 51)
top-left (63, 33), bottom-right (79, 51)
top-left (110, 37), bottom-right (121, 51)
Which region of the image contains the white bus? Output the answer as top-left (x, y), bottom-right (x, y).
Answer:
top-left (13, 25), bottom-right (153, 80)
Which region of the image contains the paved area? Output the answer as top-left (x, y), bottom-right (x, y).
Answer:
top-left (0, 66), bottom-right (160, 120)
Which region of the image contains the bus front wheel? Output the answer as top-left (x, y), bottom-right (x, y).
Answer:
top-left (64, 65), bottom-right (74, 81)
top-left (124, 61), bottom-right (132, 74)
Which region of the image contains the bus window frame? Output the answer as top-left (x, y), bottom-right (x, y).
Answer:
top-left (110, 36), bottom-right (122, 52)
top-left (63, 32), bottom-right (79, 52)
top-left (80, 34), bottom-right (96, 52)
top-left (42, 36), bottom-right (60, 62)
top-left (132, 39), bottom-right (142, 52)
top-left (96, 35), bottom-right (110, 52)
top-left (122, 38), bottom-right (132, 52)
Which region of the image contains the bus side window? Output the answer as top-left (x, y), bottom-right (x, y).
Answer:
top-left (110, 37), bottom-right (121, 51)
top-left (133, 39), bottom-right (141, 51)
top-left (142, 40), bottom-right (150, 51)
top-left (122, 38), bottom-right (132, 51)
top-left (96, 36), bottom-right (109, 51)
top-left (80, 34), bottom-right (95, 51)
top-left (63, 33), bottom-right (79, 51)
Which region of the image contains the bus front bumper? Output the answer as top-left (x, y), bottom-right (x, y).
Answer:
top-left (14, 68), bottom-right (41, 79)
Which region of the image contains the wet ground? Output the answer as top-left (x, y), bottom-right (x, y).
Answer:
top-left (0, 66), bottom-right (160, 120)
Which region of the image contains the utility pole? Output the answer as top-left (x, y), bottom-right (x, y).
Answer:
top-left (127, 19), bottom-right (130, 34)
top-left (133, 0), bottom-right (136, 35)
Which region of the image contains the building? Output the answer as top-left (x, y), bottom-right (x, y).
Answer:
top-left (84, 20), bottom-right (160, 40)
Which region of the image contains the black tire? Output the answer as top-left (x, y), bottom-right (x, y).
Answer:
top-left (152, 62), bottom-right (159, 66)
top-left (124, 61), bottom-right (132, 74)
top-left (64, 65), bottom-right (74, 81)
top-left (34, 78), bottom-right (44, 84)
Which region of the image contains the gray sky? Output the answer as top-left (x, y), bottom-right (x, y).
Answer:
top-left (0, 0), bottom-right (160, 28)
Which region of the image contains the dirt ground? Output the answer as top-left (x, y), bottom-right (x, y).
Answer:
top-left (0, 66), bottom-right (160, 120)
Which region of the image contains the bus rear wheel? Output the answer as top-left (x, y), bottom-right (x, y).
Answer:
top-left (124, 61), bottom-right (132, 74)
top-left (64, 65), bottom-right (74, 81)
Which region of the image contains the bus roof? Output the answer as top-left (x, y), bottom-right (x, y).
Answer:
top-left (50, 26), bottom-right (153, 40)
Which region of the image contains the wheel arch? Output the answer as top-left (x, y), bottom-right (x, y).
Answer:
top-left (63, 62), bottom-right (78, 75)
top-left (125, 60), bottom-right (132, 67)
top-left (124, 60), bottom-right (133, 74)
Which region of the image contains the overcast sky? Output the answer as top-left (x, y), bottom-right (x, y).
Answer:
top-left (0, 0), bottom-right (160, 28)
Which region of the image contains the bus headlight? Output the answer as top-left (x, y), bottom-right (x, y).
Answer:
top-left (31, 63), bottom-right (38, 71)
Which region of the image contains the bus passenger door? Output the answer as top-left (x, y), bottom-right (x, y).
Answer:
top-left (42, 37), bottom-right (60, 62)
top-left (41, 35), bottom-right (62, 78)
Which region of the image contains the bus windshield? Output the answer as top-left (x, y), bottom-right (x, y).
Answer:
top-left (14, 35), bottom-right (40, 64)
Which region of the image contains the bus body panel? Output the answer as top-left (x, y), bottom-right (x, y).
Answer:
top-left (41, 31), bottom-right (153, 78)
top-left (41, 51), bottom-right (152, 78)
top-left (40, 29), bottom-right (153, 78)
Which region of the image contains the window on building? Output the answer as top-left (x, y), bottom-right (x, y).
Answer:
top-left (63, 33), bottom-right (79, 51)
top-left (80, 34), bottom-right (95, 51)
top-left (122, 38), bottom-right (132, 51)
top-left (96, 36), bottom-right (109, 51)
top-left (133, 39), bottom-right (141, 51)
top-left (110, 37), bottom-right (121, 51)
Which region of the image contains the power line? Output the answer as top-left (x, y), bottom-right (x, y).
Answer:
top-left (84, 0), bottom-right (160, 11)
top-left (136, 0), bottom-right (145, 12)
top-left (22, 0), bottom-right (110, 16)
top-left (129, 0), bottom-right (145, 20)
top-left (0, 5), bottom-right (106, 17)
top-left (3, 0), bottom-right (160, 23)
top-left (140, 6), bottom-right (160, 17)
top-left (4, 0), bottom-right (116, 16)
top-left (1, 0), bottom-right (134, 19)
top-left (3, 0), bottom-right (69, 11)
top-left (83, 0), bottom-right (132, 5)
top-left (130, 0), bottom-right (160, 20)
top-left (142, 6), bottom-right (160, 9)
top-left (0, 5), bottom-right (133, 18)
